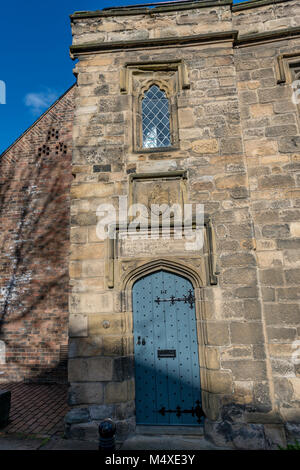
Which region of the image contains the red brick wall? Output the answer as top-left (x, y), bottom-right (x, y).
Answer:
top-left (0, 86), bottom-right (74, 383)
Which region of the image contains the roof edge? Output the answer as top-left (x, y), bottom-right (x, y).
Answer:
top-left (233, 0), bottom-right (292, 12)
top-left (0, 83), bottom-right (76, 160)
top-left (70, 0), bottom-right (232, 20)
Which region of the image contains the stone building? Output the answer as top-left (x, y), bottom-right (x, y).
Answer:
top-left (1, 0), bottom-right (300, 449)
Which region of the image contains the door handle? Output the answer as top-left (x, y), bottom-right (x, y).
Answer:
top-left (137, 337), bottom-right (146, 346)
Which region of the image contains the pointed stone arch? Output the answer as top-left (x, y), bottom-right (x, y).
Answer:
top-left (121, 257), bottom-right (214, 422)
top-left (122, 257), bottom-right (204, 292)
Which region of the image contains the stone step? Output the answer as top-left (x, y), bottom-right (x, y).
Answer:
top-left (120, 434), bottom-right (228, 450)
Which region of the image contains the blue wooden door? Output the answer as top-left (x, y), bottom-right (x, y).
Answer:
top-left (133, 270), bottom-right (203, 426)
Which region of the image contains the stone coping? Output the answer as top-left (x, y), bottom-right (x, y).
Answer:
top-left (70, 26), bottom-right (300, 58)
top-left (233, 0), bottom-right (292, 12)
top-left (70, 31), bottom-right (238, 58)
top-left (70, 0), bottom-right (294, 19)
top-left (70, 0), bottom-right (232, 20)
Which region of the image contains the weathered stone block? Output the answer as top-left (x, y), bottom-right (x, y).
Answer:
top-left (221, 345), bottom-right (252, 361)
top-left (205, 418), bottom-right (266, 449)
top-left (104, 380), bottom-right (133, 404)
top-left (277, 239), bottom-right (300, 250)
top-left (82, 259), bottom-right (105, 278)
top-left (69, 261), bottom-right (82, 279)
top-left (284, 269), bottom-right (300, 285)
top-left (253, 382), bottom-right (271, 408)
top-left (70, 243), bottom-right (105, 261)
top-left (233, 286), bottom-right (259, 299)
top-left (265, 303), bottom-right (300, 326)
top-left (206, 322), bottom-right (230, 346)
top-left (277, 287), bottom-right (300, 301)
top-left (256, 251), bottom-right (283, 268)
top-left (205, 347), bottom-right (220, 370)
top-left (71, 213), bottom-right (97, 227)
top-left (69, 337), bottom-right (102, 358)
top-left (220, 252), bottom-right (255, 267)
top-left (102, 336), bottom-right (125, 356)
top-left (271, 358), bottom-right (295, 377)
top-left (221, 360), bottom-right (267, 381)
top-left (260, 269), bottom-right (284, 286)
top-left (228, 223), bottom-right (253, 239)
top-left (267, 326), bottom-right (297, 342)
top-left (113, 356), bottom-right (135, 382)
top-left (244, 300), bottom-right (262, 320)
top-left (230, 322), bottom-right (264, 345)
top-left (89, 314), bottom-right (124, 336)
top-left (207, 370), bottom-right (232, 394)
top-left (89, 404), bottom-right (115, 421)
top-left (66, 422), bottom-right (99, 441)
top-left (70, 226), bottom-right (88, 243)
top-left (191, 139), bottom-right (219, 154)
top-left (261, 287), bottom-right (275, 302)
top-left (71, 183), bottom-right (115, 199)
top-left (261, 224), bottom-right (290, 239)
top-left (69, 314), bottom-right (88, 338)
top-left (249, 104), bottom-right (273, 118)
top-left (222, 267), bottom-right (257, 286)
top-left (65, 408), bottom-right (90, 425)
top-left (68, 382), bottom-right (104, 405)
top-left (68, 357), bottom-right (114, 382)
top-left (70, 292), bottom-right (114, 314)
top-left (265, 125), bottom-right (297, 137)
top-left (258, 174), bottom-right (295, 190)
top-left (245, 139), bottom-right (278, 157)
top-left (278, 136), bottom-right (300, 153)
top-left (258, 87), bottom-right (290, 103)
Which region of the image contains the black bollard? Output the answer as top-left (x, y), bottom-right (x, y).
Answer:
top-left (99, 418), bottom-right (116, 452)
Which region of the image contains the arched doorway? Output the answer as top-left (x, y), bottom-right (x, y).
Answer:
top-left (132, 270), bottom-right (203, 426)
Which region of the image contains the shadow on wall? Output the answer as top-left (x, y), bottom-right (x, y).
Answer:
top-left (0, 126), bottom-right (72, 382)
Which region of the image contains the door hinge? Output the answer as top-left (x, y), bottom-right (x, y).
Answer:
top-left (155, 289), bottom-right (195, 309)
top-left (158, 400), bottom-right (205, 424)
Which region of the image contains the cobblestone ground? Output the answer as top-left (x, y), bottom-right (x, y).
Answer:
top-left (0, 383), bottom-right (69, 436)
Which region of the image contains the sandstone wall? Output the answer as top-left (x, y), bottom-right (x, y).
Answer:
top-left (235, 32), bottom-right (300, 429)
top-left (233, 0), bottom-right (300, 36)
top-left (67, 0), bottom-right (300, 448)
top-left (69, 2), bottom-right (262, 446)
top-left (72, 3), bottom-right (232, 45)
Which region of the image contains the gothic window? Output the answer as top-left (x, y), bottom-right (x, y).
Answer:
top-left (290, 62), bottom-right (300, 107)
top-left (141, 85), bottom-right (171, 149)
top-left (291, 63), bottom-right (300, 78)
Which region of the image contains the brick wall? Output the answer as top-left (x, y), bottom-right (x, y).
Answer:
top-left (0, 86), bottom-right (74, 383)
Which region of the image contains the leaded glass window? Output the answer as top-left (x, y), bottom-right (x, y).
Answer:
top-left (142, 85), bottom-right (171, 149)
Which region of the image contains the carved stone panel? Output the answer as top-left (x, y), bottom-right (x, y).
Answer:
top-left (129, 171), bottom-right (187, 220)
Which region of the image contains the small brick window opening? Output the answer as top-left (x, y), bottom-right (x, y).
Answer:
top-left (142, 85), bottom-right (171, 149)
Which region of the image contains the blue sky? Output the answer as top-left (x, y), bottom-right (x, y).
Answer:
top-left (0, 0), bottom-right (246, 154)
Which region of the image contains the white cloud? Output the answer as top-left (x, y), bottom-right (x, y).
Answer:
top-left (24, 89), bottom-right (59, 115)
